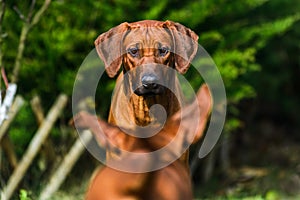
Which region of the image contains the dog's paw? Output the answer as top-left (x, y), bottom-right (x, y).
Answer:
top-left (70, 111), bottom-right (97, 129)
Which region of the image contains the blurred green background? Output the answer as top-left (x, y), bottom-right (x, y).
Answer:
top-left (0, 0), bottom-right (300, 199)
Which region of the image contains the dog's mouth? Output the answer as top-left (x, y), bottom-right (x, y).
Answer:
top-left (134, 84), bottom-right (165, 97)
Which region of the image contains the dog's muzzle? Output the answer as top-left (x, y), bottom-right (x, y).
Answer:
top-left (134, 74), bottom-right (165, 96)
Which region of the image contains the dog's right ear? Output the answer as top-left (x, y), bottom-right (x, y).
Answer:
top-left (95, 22), bottom-right (130, 78)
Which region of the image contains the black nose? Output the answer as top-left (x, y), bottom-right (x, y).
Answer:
top-left (141, 74), bottom-right (158, 89)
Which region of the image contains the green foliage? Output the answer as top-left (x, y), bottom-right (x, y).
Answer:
top-left (162, 0), bottom-right (299, 132)
top-left (265, 190), bottom-right (280, 200)
top-left (143, 0), bottom-right (168, 19)
top-left (8, 103), bottom-right (36, 156)
top-left (19, 189), bottom-right (32, 200)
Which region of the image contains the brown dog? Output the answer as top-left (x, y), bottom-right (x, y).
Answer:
top-left (94, 20), bottom-right (199, 163)
top-left (73, 84), bottom-right (212, 200)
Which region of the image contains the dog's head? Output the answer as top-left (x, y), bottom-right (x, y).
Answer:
top-left (95, 20), bottom-right (198, 96)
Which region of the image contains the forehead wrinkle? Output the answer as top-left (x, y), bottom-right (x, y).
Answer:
top-left (147, 27), bottom-right (172, 46)
top-left (123, 29), bottom-right (143, 49)
top-left (123, 27), bottom-right (173, 49)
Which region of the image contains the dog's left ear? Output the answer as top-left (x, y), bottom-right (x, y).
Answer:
top-left (163, 21), bottom-right (199, 74)
top-left (171, 84), bottom-right (212, 144)
top-left (95, 22), bottom-right (130, 78)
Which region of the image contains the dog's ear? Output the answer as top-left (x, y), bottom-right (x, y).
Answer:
top-left (163, 21), bottom-right (199, 74)
top-left (191, 84), bottom-right (212, 143)
top-left (95, 22), bottom-right (130, 78)
top-left (171, 84), bottom-right (212, 144)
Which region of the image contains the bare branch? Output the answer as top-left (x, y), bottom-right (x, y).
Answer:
top-left (1, 68), bottom-right (9, 89)
top-left (11, 0), bottom-right (52, 83)
top-left (2, 94), bottom-right (67, 200)
top-left (39, 130), bottom-right (93, 200)
top-left (0, 0), bottom-right (6, 69)
top-left (30, 0), bottom-right (51, 28)
top-left (0, 96), bottom-right (24, 142)
top-left (0, 0), bottom-right (5, 24)
top-left (27, 0), bottom-right (37, 21)
top-left (11, 25), bottom-right (29, 83)
top-left (13, 6), bottom-right (25, 21)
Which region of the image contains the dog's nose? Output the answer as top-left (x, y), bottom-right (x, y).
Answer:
top-left (141, 74), bottom-right (158, 89)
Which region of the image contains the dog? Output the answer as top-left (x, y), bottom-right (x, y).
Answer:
top-left (73, 84), bottom-right (212, 200)
top-left (94, 20), bottom-right (199, 163)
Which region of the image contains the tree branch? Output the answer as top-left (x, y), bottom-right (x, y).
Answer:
top-left (12, 6), bottom-right (25, 22)
top-left (27, 0), bottom-right (36, 22)
top-left (30, 0), bottom-right (51, 28)
top-left (11, 0), bottom-right (52, 83)
top-left (2, 94), bottom-right (67, 200)
top-left (0, 0), bottom-right (6, 70)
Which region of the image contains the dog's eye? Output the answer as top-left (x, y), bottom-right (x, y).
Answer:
top-left (158, 47), bottom-right (169, 56)
top-left (127, 47), bottom-right (139, 57)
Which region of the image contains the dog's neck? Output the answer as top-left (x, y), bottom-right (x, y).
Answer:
top-left (129, 89), bottom-right (180, 126)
